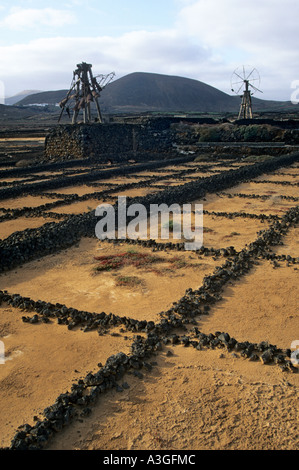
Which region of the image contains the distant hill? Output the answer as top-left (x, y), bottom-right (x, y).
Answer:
top-left (15, 90), bottom-right (67, 107)
top-left (100, 72), bottom-right (240, 113)
top-left (5, 90), bottom-right (43, 106)
top-left (0, 103), bottom-right (47, 119)
top-left (0, 102), bottom-right (60, 127)
top-left (14, 72), bottom-right (294, 113)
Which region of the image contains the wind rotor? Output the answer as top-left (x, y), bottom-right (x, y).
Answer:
top-left (231, 66), bottom-right (263, 119)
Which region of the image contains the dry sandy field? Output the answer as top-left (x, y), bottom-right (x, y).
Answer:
top-left (0, 149), bottom-right (298, 452)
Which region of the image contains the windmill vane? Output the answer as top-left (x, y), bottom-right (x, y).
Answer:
top-left (231, 66), bottom-right (263, 119)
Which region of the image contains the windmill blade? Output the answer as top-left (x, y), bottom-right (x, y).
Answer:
top-left (235, 83), bottom-right (245, 95)
top-left (245, 68), bottom-right (257, 81)
top-left (96, 72), bottom-right (115, 88)
top-left (249, 83), bottom-right (263, 94)
top-left (95, 74), bottom-right (105, 86)
top-left (106, 71), bottom-right (115, 84)
top-left (233, 71), bottom-right (246, 82)
top-left (231, 70), bottom-right (245, 95)
top-left (248, 78), bottom-right (261, 83)
top-left (231, 78), bottom-right (245, 87)
top-left (231, 80), bottom-right (245, 90)
top-left (231, 77), bottom-right (246, 94)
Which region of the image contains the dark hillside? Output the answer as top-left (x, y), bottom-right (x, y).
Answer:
top-left (15, 72), bottom-right (294, 114)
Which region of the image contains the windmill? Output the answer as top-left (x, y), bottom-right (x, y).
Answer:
top-left (58, 62), bottom-right (115, 124)
top-left (231, 66), bottom-right (262, 119)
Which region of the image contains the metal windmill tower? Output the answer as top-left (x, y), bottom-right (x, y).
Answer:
top-left (58, 62), bottom-right (115, 124)
top-left (231, 66), bottom-right (263, 119)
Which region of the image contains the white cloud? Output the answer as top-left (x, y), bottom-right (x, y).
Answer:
top-left (0, 31), bottom-right (214, 96)
top-left (0, 0), bottom-right (298, 101)
top-left (177, 0), bottom-right (299, 49)
top-left (174, 0), bottom-right (299, 100)
top-left (1, 7), bottom-right (76, 30)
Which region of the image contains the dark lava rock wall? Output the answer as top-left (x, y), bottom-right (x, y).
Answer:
top-left (44, 119), bottom-right (299, 163)
top-left (44, 122), bottom-right (175, 162)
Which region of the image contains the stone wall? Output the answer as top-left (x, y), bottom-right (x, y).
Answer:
top-left (44, 118), bottom-right (299, 163)
top-left (44, 122), bottom-right (175, 162)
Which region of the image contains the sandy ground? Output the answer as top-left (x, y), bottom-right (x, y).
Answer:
top-left (31, 171), bottom-right (65, 177)
top-left (0, 303), bottom-right (132, 448)
top-left (0, 216), bottom-right (61, 240)
top-left (0, 157), bottom-right (298, 451)
top-left (111, 187), bottom-right (163, 198)
top-left (194, 193), bottom-right (296, 216)
top-left (241, 182), bottom-right (299, 197)
top-left (129, 171), bottom-right (176, 177)
top-left (44, 252), bottom-right (299, 451)
top-left (1, 257), bottom-right (297, 450)
top-left (152, 179), bottom-right (198, 187)
top-left (52, 199), bottom-right (108, 215)
top-left (147, 213), bottom-right (270, 251)
top-left (98, 177), bottom-right (147, 185)
top-left (0, 138), bottom-right (45, 143)
top-left (0, 177), bottom-right (33, 184)
top-left (46, 184), bottom-right (114, 196)
top-left (196, 261), bottom-right (298, 348)
top-left (275, 226), bottom-right (299, 257)
top-left (0, 195), bottom-right (62, 210)
top-left (202, 214), bottom-right (269, 250)
top-left (0, 237), bottom-right (221, 322)
top-left (46, 344), bottom-right (299, 451)
top-left (254, 173), bottom-right (299, 182)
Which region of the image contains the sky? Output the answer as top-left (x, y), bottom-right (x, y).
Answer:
top-left (0, 0), bottom-right (298, 101)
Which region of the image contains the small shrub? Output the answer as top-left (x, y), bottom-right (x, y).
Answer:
top-left (242, 155), bottom-right (274, 163)
top-left (116, 276), bottom-right (144, 288)
top-left (94, 251), bottom-right (200, 277)
top-left (168, 256), bottom-right (188, 269)
top-left (198, 127), bottom-right (222, 142)
top-left (194, 154), bottom-right (211, 162)
top-left (94, 251), bottom-right (163, 272)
